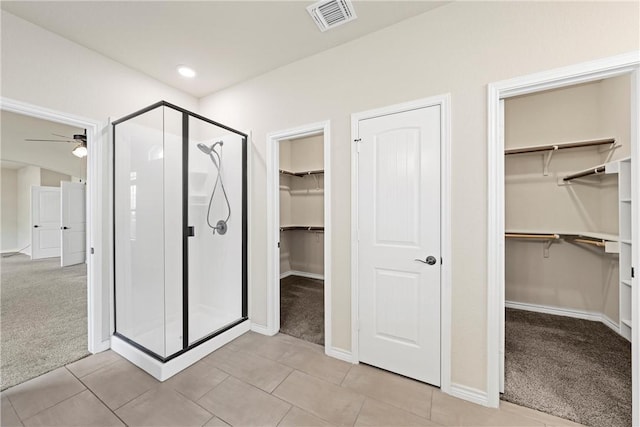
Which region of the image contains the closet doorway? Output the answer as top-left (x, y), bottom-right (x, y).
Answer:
top-left (266, 122), bottom-right (331, 351)
top-left (487, 53), bottom-right (639, 426)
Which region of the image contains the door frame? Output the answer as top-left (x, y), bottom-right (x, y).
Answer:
top-left (487, 51), bottom-right (640, 421)
top-left (351, 94), bottom-right (452, 393)
top-left (264, 121), bottom-right (334, 354)
top-left (1, 96), bottom-right (108, 354)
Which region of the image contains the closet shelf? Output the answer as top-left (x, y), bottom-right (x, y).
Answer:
top-left (504, 138), bottom-right (615, 155)
top-left (506, 230), bottom-right (619, 253)
top-left (280, 169), bottom-right (324, 177)
top-left (506, 230), bottom-right (618, 241)
top-left (280, 225), bottom-right (324, 232)
top-left (622, 280), bottom-right (632, 288)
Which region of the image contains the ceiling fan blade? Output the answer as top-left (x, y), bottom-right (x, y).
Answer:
top-left (25, 138), bottom-right (73, 143)
top-left (52, 133), bottom-right (71, 139)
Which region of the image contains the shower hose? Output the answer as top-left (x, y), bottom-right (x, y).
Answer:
top-left (206, 143), bottom-right (231, 234)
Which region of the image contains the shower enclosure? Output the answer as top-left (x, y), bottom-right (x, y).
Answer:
top-left (112, 101), bottom-right (248, 378)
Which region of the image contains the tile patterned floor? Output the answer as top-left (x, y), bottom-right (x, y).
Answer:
top-left (0, 331), bottom-right (585, 426)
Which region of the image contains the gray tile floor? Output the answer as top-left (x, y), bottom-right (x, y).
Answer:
top-left (0, 331), bottom-right (585, 426)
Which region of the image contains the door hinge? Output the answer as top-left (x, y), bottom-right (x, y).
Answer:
top-left (440, 257), bottom-right (443, 265)
top-left (277, 241), bottom-right (280, 248)
top-left (632, 267), bottom-right (635, 278)
top-left (354, 138), bottom-right (362, 153)
top-left (90, 247), bottom-right (94, 255)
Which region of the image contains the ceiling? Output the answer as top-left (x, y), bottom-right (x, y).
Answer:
top-left (1, 1), bottom-right (448, 98)
top-left (1, 110), bottom-right (85, 161)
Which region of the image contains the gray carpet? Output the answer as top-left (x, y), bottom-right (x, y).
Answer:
top-left (280, 275), bottom-right (324, 345)
top-left (502, 308), bottom-right (631, 427)
top-left (1, 254), bottom-right (88, 390)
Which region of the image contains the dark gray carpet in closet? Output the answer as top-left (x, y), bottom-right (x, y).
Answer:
top-left (502, 308), bottom-right (631, 427)
top-left (280, 275), bottom-right (324, 345)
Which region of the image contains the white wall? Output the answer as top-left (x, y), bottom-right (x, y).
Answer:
top-left (16, 165), bottom-right (41, 256)
top-left (40, 169), bottom-right (71, 187)
top-left (1, 168), bottom-right (19, 252)
top-left (199, 1), bottom-right (639, 391)
top-left (1, 10), bottom-right (200, 344)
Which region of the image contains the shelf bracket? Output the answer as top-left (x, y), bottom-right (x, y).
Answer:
top-left (543, 239), bottom-right (554, 258)
top-left (543, 145), bottom-right (558, 176)
top-left (601, 142), bottom-right (619, 164)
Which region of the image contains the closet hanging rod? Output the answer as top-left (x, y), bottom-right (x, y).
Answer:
top-left (562, 165), bottom-right (606, 182)
top-left (279, 169), bottom-right (324, 177)
top-left (572, 238), bottom-right (606, 248)
top-left (505, 233), bottom-right (559, 240)
top-left (280, 225), bottom-right (324, 232)
top-left (504, 138), bottom-right (615, 155)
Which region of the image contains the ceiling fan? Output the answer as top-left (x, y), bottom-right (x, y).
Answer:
top-left (25, 130), bottom-right (87, 158)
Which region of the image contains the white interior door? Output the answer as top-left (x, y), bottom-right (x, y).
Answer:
top-left (61, 181), bottom-right (86, 267)
top-left (357, 105), bottom-right (441, 386)
top-left (31, 186), bottom-right (61, 260)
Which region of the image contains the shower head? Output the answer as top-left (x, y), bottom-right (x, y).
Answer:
top-left (197, 141), bottom-right (223, 155)
top-left (197, 143), bottom-right (212, 155)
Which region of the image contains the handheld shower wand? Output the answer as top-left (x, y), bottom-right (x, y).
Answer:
top-left (198, 141), bottom-right (231, 235)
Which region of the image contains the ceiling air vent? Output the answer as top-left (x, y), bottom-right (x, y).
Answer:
top-left (307, 0), bottom-right (357, 32)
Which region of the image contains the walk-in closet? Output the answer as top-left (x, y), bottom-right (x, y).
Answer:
top-left (279, 134), bottom-right (324, 345)
top-left (503, 75), bottom-right (633, 427)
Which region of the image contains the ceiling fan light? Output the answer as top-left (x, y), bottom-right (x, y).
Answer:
top-left (72, 144), bottom-right (87, 158)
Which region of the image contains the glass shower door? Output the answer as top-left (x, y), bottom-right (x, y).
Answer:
top-left (187, 116), bottom-right (245, 344)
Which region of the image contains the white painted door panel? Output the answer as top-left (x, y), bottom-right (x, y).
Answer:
top-left (61, 181), bottom-right (86, 267)
top-left (31, 186), bottom-right (61, 259)
top-left (358, 106), bottom-right (441, 386)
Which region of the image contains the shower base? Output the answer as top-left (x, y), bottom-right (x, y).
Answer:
top-left (111, 319), bottom-right (250, 381)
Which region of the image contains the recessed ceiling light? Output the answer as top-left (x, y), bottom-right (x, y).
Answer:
top-left (177, 65), bottom-right (196, 78)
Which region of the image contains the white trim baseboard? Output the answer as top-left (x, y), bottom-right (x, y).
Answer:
top-left (325, 346), bottom-right (354, 363)
top-left (0, 249), bottom-right (20, 254)
top-left (250, 321), bottom-right (277, 336)
top-left (506, 301), bottom-right (621, 335)
top-left (280, 270), bottom-right (325, 281)
top-left (602, 314), bottom-right (621, 334)
top-left (449, 383), bottom-right (489, 407)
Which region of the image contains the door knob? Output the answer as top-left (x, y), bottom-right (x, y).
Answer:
top-left (414, 256), bottom-right (438, 265)
top-left (61, 226), bottom-right (69, 230)
top-left (33, 225), bottom-right (39, 228)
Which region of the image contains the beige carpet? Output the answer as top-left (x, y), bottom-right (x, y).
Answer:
top-left (1, 254), bottom-right (88, 390)
top-left (502, 308), bottom-right (631, 427)
top-left (280, 275), bottom-right (324, 345)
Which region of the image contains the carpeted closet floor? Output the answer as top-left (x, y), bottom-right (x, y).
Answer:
top-left (280, 275), bottom-right (324, 345)
top-left (502, 308), bottom-right (631, 427)
top-left (0, 254), bottom-right (88, 390)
